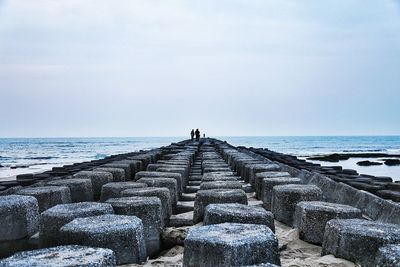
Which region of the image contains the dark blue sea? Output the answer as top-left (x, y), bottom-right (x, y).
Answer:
top-left (1, 136), bottom-right (400, 181)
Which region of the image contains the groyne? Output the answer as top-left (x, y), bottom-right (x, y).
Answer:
top-left (0, 138), bottom-right (399, 266)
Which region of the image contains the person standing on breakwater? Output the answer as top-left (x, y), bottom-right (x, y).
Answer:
top-left (195, 129), bottom-right (200, 141)
top-left (190, 129), bottom-right (195, 141)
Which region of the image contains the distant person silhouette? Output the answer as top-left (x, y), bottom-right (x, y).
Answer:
top-left (195, 129), bottom-right (200, 141)
top-left (190, 129), bottom-right (195, 141)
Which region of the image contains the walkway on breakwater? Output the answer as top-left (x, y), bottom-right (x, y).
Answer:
top-left (0, 138), bottom-right (399, 266)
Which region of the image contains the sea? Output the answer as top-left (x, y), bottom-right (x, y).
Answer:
top-left (1, 136), bottom-right (400, 181)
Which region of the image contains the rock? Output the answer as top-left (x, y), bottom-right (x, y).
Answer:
top-left (183, 223), bottom-right (280, 267)
top-left (322, 219), bottom-right (400, 267)
top-left (161, 226), bottom-right (191, 249)
top-left (60, 214), bottom-right (147, 265)
top-left (0, 195), bottom-right (39, 241)
top-left (0, 245), bottom-right (116, 267)
top-left (357, 160), bottom-right (383, 166)
top-left (136, 177), bottom-right (178, 207)
top-left (384, 159), bottom-right (400, 166)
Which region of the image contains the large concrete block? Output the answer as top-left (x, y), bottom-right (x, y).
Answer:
top-left (322, 219), bottom-right (400, 267)
top-left (183, 223), bottom-right (280, 267)
top-left (0, 195), bottom-right (39, 241)
top-left (375, 244), bottom-right (400, 267)
top-left (99, 182), bottom-right (147, 202)
top-left (47, 178), bottom-right (94, 202)
top-left (193, 189), bottom-right (248, 223)
top-left (200, 181), bottom-right (243, 190)
top-left (293, 201), bottom-right (362, 245)
top-left (60, 214), bottom-right (147, 265)
top-left (17, 186), bottom-right (72, 212)
top-left (254, 171), bottom-right (290, 198)
top-left (94, 167), bottom-right (126, 182)
top-left (73, 171), bottom-right (113, 200)
top-left (135, 171), bottom-right (183, 195)
top-left (106, 197), bottom-right (162, 257)
top-left (136, 177), bottom-right (178, 207)
top-left (121, 187), bottom-right (171, 226)
top-left (101, 163), bottom-right (131, 180)
top-left (262, 177), bottom-right (302, 210)
top-left (0, 245), bottom-right (116, 267)
top-left (204, 203), bottom-right (275, 232)
top-left (40, 202), bottom-right (114, 246)
top-left (271, 184), bottom-right (323, 226)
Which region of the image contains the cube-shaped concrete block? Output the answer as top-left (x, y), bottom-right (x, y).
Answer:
top-left (293, 201), bottom-right (362, 244)
top-left (0, 195), bottom-right (39, 241)
top-left (40, 202), bottom-right (114, 246)
top-left (106, 196), bottom-right (162, 257)
top-left (204, 203), bottom-right (275, 232)
top-left (60, 214), bottom-right (147, 265)
top-left (73, 171), bottom-right (113, 200)
top-left (183, 223), bottom-right (280, 267)
top-left (47, 178), bottom-right (94, 202)
top-left (322, 219), bottom-right (400, 267)
top-left (193, 189), bottom-right (248, 223)
top-left (0, 245), bottom-right (116, 267)
top-left (99, 182), bottom-right (148, 202)
top-left (271, 184), bottom-right (323, 226)
top-left (262, 177), bottom-right (302, 210)
top-left (17, 186), bottom-right (72, 212)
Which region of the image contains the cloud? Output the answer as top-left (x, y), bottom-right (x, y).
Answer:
top-left (0, 0), bottom-right (399, 136)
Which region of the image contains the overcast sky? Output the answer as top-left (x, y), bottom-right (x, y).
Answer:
top-left (0, 0), bottom-right (399, 137)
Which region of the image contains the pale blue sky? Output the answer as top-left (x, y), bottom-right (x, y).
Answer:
top-left (0, 0), bottom-right (399, 137)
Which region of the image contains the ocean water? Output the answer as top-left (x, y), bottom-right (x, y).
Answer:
top-left (1, 136), bottom-right (400, 181)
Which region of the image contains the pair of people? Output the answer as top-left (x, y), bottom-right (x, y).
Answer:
top-left (190, 129), bottom-right (201, 141)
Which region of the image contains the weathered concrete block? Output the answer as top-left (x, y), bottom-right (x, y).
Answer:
top-left (156, 167), bottom-right (187, 186)
top-left (102, 163), bottom-right (131, 180)
top-left (106, 197), bottom-right (162, 257)
top-left (47, 178), bottom-right (94, 202)
top-left (0, 195), bottom-right (39, 241)
top-left (17, 186), bottom-right (72, 212)
top-left (375, 244), bottom-right (400, 267)
top-left (322, 219), bottom-right (400, 267)
top-left (60, 214), bottom-right (147, 265)
top-left (294, 201), bottom-right (362, 245)
top-left (121, 187), bottom-right (171, 226)
top-left (40, 202), bottom-right (114, 247)
top-left (136, 177), bottom-right (178, 207)
top-left (248, 164), bottom-right (281, 187)
top-left (94, 167), bottom-right (126, 182)
top-left (193, 189), bottom-right (248, 223)
top-left (99, 182), bottom-right (148, 202)
top-left (262, 177), bottom-right (302, 210)
top-left (135, 171), bottom-right (183, 195)
top-left (254, 171), bottom-right (291, 198)
top-left (201, 172), bottom-right (237, 182)
top-left (200, 181), bottom-right (243, 190)
top-left (0, 245), bottom-right (116, 267)
top-left (271, 184), bottom-right (323, 226)
top-left (73, 171), bottom-right (113, 200)
top-left (204, 203), bottom-right (275, 232)
top-left (183, 223), bottom-right (280, 267)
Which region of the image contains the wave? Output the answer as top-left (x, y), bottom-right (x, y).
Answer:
top-left (342, 149), bottom-right (385, 153)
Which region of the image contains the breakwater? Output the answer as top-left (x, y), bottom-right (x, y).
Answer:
top-left (0, 138), bottom-right (399, 266)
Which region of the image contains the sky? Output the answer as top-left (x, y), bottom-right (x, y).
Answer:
top-left (0, 0), bottom-right (400, 137)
